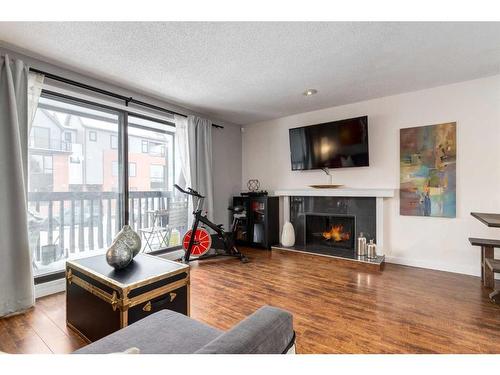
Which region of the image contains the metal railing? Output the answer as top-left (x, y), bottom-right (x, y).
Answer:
top-left (29, 137), bottom-right (72, 152)
top-left (28, 190), bottom-right (187, 263)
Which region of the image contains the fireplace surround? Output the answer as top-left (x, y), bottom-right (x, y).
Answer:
top-left (292, 196), bottom-right (375, 258)
top-left (272, 188), bottom-right (395, 268)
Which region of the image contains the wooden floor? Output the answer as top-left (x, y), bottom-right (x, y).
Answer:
top-left (1, 247), bottom-right (500, 354)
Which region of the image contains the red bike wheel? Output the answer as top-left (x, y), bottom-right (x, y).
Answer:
top-left (182, 228), bottom-right (212, 257)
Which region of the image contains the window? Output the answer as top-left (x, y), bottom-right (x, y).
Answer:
top-left (29, 155), bottom-right (54, 192)
top-left (28, 89), bottom-right (185, 280)
top-left (150, 164), bottom-right (165, 189)
top-left (128, 116), bottom-right (183, 252)
top-left (28, 94), bottom-right (122, 277)
top-left (149, 141), bottom-right (165, 157)
top-left (112, 161), bottom-right (119, 177)
top-left (129, 162), bottom-right (137, 177)
top-left (89, 130), bottom-right (97, 141)
top-left (31, 126), bottom-right (50, 149)
top-left (110, 134), bottom-right (118, 149)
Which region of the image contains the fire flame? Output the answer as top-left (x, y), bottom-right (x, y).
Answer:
top-left (322, 224), bottom-right (350, 242)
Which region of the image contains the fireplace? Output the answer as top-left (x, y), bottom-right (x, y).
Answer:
top-left (305, 214), bottom-right (355, 251)
top-left (272, 190), bottom-right (392, 269)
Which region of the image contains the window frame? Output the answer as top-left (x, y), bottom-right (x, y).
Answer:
top-left (32, 89), bottom-right (179, 283)
top-left (88, 130), bottom-right (97, 142)
top-left (64, 131), bottom-right (72, 143)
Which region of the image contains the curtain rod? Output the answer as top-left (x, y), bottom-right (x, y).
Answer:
top-left (29, 67), bottom-right (224, 129)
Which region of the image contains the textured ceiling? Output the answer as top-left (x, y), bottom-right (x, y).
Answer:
top-left (1, 22), bottom-right (500, 125)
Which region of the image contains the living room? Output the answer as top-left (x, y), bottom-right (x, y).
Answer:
top-left (1, 1), bottom-right (500, 373)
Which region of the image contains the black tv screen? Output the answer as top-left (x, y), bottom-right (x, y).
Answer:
top-left (289, 116), bottom-right (369, 170)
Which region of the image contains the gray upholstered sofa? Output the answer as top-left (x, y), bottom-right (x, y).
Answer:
top-left (75, 305), bottom-right (295, 354)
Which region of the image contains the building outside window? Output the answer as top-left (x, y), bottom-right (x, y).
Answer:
top-left (150, 164), bottom-right (165, 190)
top-left (111, 160), bottom-right (119, 176)
top-left (29, 154), bottom-right (53, 192)
top-left (129, 162), bottom-right (137, 177)
top-left (141, 140), bottom-right (149, 153)
top-left (110, 134), bottom-right (118, 149)
top-left (64, 131), bottom-right (72, 143)
top-left (89, 130), bottom-right (97, 141)
top-left (31, 126), bottom-right (51, 149)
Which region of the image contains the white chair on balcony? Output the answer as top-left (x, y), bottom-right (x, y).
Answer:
top-left (139, 209), bottom-right (171, 253)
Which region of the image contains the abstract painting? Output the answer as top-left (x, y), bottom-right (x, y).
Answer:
top-left (400, 122), bottom-right (456, 217)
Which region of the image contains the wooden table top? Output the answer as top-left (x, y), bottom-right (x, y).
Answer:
top-left (471, 212), bottom-right (500, 228)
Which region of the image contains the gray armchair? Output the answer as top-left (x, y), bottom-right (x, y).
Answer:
top-left (74, 305), bottom-right (295, 354)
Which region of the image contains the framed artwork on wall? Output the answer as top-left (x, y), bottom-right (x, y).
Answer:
top-left (400, 122), bottom-right (456, 218)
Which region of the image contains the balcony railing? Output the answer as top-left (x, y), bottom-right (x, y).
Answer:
top-left (29, 137), bottom-right (72, 152)
top-left (27, 190), bottom-right (188, 272)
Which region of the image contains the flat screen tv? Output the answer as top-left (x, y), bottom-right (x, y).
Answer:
top-left (289, 116), bottom-right (369, 170)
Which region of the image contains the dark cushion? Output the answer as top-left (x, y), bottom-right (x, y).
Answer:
top-left (74, 309), bottom-right (223, 354)
top-left (195, 306), bottom-right (294, 354)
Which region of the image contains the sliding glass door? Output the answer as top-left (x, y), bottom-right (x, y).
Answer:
top-left (28, 91), bottom-right (185, 277)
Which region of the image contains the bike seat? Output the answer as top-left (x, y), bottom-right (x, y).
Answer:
top-left (230, 205), bottom-right (245, 214)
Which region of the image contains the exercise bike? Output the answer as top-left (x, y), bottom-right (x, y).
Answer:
top-left (174, 184), bottom-right (249, 263)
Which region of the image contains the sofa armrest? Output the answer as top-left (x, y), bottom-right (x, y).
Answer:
top-left (195, 305), bottom-right (294, 354)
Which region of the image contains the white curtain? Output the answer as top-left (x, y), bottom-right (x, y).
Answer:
top-left (187, 116), bottom-right (214, 222)
top-left (174, 114), bottom-right (194, 226)
top-left (0, 55), bottom-right (34, 317)
top-left (175, 115), bottom-right (214, 224)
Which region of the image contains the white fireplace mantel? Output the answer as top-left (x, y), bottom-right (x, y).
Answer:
top-left (273, 187), bottom-right (396, 255)
top-left (273, 188), bottom-right (395, 198)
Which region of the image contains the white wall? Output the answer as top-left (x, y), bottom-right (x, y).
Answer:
top-left (212, 124), bottom-right (242, 228)
top-left (242, 75), bottom-right (500, 276)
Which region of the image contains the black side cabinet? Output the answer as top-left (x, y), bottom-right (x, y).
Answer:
top-left (232, 196), bottom-right (279, 249)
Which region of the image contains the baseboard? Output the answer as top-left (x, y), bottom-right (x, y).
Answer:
top-left (385, 256), bottom-right (480, 277)
top-left (35, 278), bottom-right (66, 299)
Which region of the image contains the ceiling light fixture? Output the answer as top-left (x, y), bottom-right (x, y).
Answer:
top-left (303, 89), bottom-right (318, 96)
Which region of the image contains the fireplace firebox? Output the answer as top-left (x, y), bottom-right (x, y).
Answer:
top-left (305, 214), bottom-right (355, 251)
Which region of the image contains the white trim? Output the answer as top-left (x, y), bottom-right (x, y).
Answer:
top-left (35, 278), bottom-right (66, 299)
top-left (385, 255), bottom-right (479, 277)
top-left (375, 197), bottom-right (384, 254)
top-left (273, 188), bottom-right (395, 198)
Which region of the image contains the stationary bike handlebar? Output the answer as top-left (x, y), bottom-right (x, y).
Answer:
top-left (173, 184), bottom-right (205, 198)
